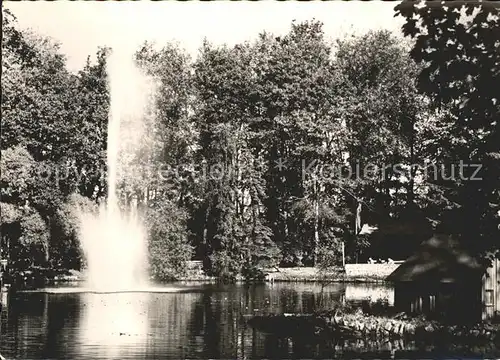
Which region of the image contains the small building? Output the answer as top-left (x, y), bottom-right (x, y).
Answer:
top-left (483, 256), bottom-right (500, 319)
top-left (386, 234), bottom-right (499, 323)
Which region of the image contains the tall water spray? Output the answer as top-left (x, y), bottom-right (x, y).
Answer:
top-left (79, 47), bottom-right (153, 291)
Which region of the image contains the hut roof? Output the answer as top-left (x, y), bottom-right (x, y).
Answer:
top-left (386, 234), bottom-right (483, 283)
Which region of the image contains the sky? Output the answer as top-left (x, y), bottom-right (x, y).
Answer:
top-left (6, 1), bottom-right (405, 73)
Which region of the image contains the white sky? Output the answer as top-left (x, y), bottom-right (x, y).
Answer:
top-left (6, 1), bottom-right (405, 72)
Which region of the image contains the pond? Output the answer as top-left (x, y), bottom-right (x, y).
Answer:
top-left (0, 282), bottom-right (497, 359)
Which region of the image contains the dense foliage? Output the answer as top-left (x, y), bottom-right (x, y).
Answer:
top-left (1, 3), bottom-right (498, 282)
top-left (395, 0), bottom-right (500, 257)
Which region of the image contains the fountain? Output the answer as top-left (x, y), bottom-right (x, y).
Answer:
top-left (23, 47), bottom-right (199, 294)
top-left (78, 46), bottom-right (151, 292)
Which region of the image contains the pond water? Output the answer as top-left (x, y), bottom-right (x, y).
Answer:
top-left (0, 282), bottom-right (498, 359)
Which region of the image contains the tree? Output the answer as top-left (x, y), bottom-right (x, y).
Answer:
top-left (72, 47), bottom-right (110, 199)
top-left (134, 41), bottom-right (197, 207)
top-left (193, 38), bottom-right (284, 280)
top-left (1, 10), bottom-right (110, 273)
top-left (0, 146), bottom-right (35, 204)
top-left (252, 21), bottom-right (341, 266)
top-left (395, 0), bottom-right (500, 255)
top-left (133, 42), bottom-right (199, 279)
top-left (0, 146), bottom-right (51, 271)
top-left (333, 30), bottom-right (429, 261)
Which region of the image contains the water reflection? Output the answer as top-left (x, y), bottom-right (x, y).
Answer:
top-left (1, 283), bottom-right (345, 359)
top-left (78, 292), bottom-right (149, 359)
top-left (345, 283), bottom-right (394, 305)
top-left (1, 283), bottom-right (498, 359)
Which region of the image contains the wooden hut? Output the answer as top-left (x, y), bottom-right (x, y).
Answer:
top-left (386, 234), bottom-right (499, 323)
top-left (483, 255), bottom-right (500, 319)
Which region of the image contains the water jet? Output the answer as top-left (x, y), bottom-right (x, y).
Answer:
top-left (76, 47), bottom-right (152, 293)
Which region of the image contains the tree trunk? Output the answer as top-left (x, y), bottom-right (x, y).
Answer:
top-left (203, 203), bottom-right (209, 247)
top-left (408, 117), bottom-right (416, 205)
top-left (45, 217), bottom-right (51, 265)
top-left (313, 176), bottom-right (320, 267)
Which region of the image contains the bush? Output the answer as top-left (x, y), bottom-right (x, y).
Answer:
top-left (316, 242), bottom-right (345, 284)
top-left (317, 244), bottom-right (343, 270)
top-left (241, 263), bottom-right (266, 282)
top-left (146, 201), bottom-right (192, 281)
top-left (53, 193), bottom-right (97, 269)
top-left (209, 250), bottom-right (241, 283)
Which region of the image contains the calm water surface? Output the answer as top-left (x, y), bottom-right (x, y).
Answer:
top-left (1, 282), bottom-right (498, 359)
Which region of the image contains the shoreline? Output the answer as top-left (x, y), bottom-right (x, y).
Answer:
top-left (24, 276), bottom-right (391, 284)
top-left (174, 277), bottom-right (391, 284)
top-left (3, 265), bottom-right (396, 286)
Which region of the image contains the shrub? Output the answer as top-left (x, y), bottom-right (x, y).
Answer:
top-left (146, 201), bottom-right (192, 281)
top-left (241, 263), bottom-right (266, 282)
top-left (209, 250), bottom-right (241, 283)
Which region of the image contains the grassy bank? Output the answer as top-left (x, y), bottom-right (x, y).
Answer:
top-left (262, 267), bottom-right (389, 283)
top-left (177, 266), bottom-right (393, 283)
top-left (10, 265), bottom-right (392, 284)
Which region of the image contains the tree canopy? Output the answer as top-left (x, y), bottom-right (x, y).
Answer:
top-left (395, 0), bottom-right (500, 255)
